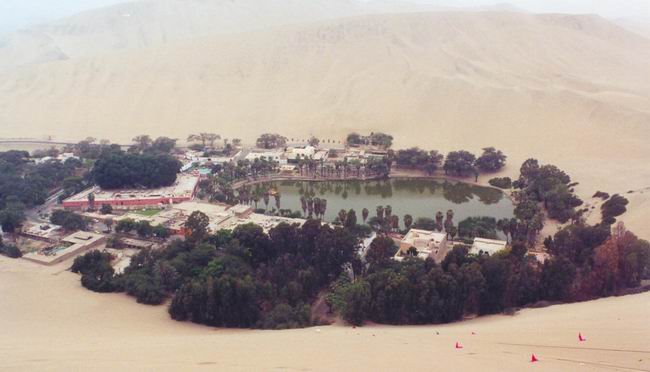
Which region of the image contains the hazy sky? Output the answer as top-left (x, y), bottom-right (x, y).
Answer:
top-left (1, 0), bottom-right (648, 36)
top-left (0, 0), bottom-right (127, 35)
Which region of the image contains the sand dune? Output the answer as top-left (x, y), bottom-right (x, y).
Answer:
top-left (0, 0), bottom-right (452, 71)
top-left (1, 11), bottom-right (649, 237)
top-left (1, 255), bottom-right (649, 371)
top-left (615, 17), bottom-right (650, 39)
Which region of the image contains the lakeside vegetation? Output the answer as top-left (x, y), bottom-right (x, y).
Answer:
top-left (69, 154), bottom-right (648, 329)
top-left (2, 131), bottom-right (646, 330)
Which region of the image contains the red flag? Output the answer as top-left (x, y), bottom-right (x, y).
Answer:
top-left (579, 333), bottom-right (586, 342)
top-left (531, 354), bottom-right (539, 362)
top-left (455, 342), bottom-right (463, 349)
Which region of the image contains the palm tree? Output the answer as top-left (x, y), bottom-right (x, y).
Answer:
top-left (300, 196), bottom-right (307, 215)
top-left (404, 214), bottom-right (413, 231)
top-left (435, 211), bottom-right (444, 232)
top-left (274, 193), bottom-right (281, 209)
top-left (449, 226), bottom-right (458, 240)
top-left (307, 198), bottom-right (314, 217)
top-left (338, 209), bottom-right (348, 225)
top-left (87, 192), bottom-right (95, 211)
top-left (203, 133), bottom-right (221, 148)
top-left (443, 210), bottom-right (455, 238)
top-left (446, 209), bottom-right (454, 223)
top-left (376, 205), bottom-right (384, 221)
top-left (497, 218), bottom-right (510, 242)
top-left (391, 215), bottom-right (399, 232)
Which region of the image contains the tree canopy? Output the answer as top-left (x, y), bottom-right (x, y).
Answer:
top-left (256, 133), bottom-right (287, 149)
top-left (92, 152), bottom-right (181, 189)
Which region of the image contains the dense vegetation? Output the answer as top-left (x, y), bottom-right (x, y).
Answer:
top-left (58, 134), bottom-right (647, 330)
top-left (0, 150), bottom-right (83, 232)
top-left (458, 216), bottom-right (498, 239)
top-left (114, 218), bottom-right (169, 239)
top-left (73, 220), bottom-right (359, 329)
top-left (92, 152), bottom-right (182, 189)
top-left (474, 147), bottom-right (507, 172)
top-left (50, 210), bottom-right (88, 231)
top-left (514, 159), bottom-right (583, 223)
top-left (443, 151), bottom-right (477, 177)
top-left (331, 221), bottom-right (649, 326)
top-left (256, 133), bottom-right (287, 149)
top-left (71, 251), bottom-right (119, 292)
top-left (394, 148), bottom-right (443, 175)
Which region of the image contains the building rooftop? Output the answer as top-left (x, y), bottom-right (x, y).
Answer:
top-left (64, 173), bottom-right (200, 203)
top-left (402, 229), bottom-right (447, 248)
top-left (470, 238), bottom-right (508, 256)
top-left (396, 229), bottom-right (448, 261)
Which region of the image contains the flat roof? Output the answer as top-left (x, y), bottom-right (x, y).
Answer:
top-left (402, 229), bottom-right (447, 244)
top-left (64, 173), bottom-right (200, 203)
top-left (470, 238), bottom-right (508, 256)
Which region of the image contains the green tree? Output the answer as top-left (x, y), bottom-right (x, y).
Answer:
top-left (185, 211), bottom-right (210, 243)
top-left (339, 280), bottom-right (371, 326)
top-left (256, 133), bottom-right (287, 149)
top-left (365, 236), bottom-right (398, 268)
top-left (362, 208), bottom-right (369, 223)
top-left (403, 214), bottom-right (413, 230)
top-left (475, 147), bottom-right (507, 172)
top-left (443, 150), bottom-right (476, 176)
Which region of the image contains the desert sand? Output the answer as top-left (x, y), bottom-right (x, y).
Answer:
top-left (1, 255), bottom-right (649, 371)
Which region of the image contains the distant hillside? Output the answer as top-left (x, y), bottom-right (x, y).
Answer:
top-left (614, 17), bottom-right (650, 39)
top-left (0, 0), bottom-right (450, 71)
top-left (0, 9), bottom-right (649, 237)
top-left (1, 11), bottom-right (648, 139)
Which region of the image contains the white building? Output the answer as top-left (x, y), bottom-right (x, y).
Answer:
top-left (285, 145), bottom-right (316, 163)
top-left (35, 152), bottom-right (79, 164)
top-left (245, 149), bottom-right (286, 164)
top-left (395, 229), bottom-right (448, 261)
top-left (470, 238), bottom-right (508, 256)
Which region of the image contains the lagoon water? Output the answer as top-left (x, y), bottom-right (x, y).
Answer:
top-left (255, 178), bottom-right (514, 228)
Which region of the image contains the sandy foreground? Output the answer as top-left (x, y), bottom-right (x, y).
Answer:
top-left (1, 256), bottom-right (648, 372)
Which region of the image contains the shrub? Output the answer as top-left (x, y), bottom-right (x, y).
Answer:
top-left (72, 251), bottom-right (119, 293)
top-left (488, 177), bottom-right (512, 189)
top-left (593, 191), bottom-right (610, 200)
top-left (601, 194), bottom-right (629, 225)
top-left (0, 244), bottom-right (22, 258)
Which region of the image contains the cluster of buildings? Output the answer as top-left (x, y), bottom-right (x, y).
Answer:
top-left (62, 173), bottom-right (201, 211)
top-left (24, 141), bottom-right (506, 268)
top-left (393, 228), bottom-right (508, 262)
top-left (179, 143), bottom-right (388, 172)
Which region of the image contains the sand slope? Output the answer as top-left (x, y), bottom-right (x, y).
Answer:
top-left (1, 11), bottom-right (649, 237)
top-left (0, 0), bottom-right (452, 71)
top-left (1, 256), bottom-right (649, 371)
